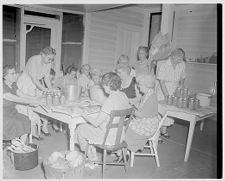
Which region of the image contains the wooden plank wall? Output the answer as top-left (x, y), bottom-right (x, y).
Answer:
top-left (173, 4), bottom-right (217, 59)
top-left (185, 62), bottom-right (217, 94)
top-left (85, 7), bottom-right (145, 72)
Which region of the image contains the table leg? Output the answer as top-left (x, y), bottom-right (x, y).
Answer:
top-left (200, 120), bottom-right (204, 131)
top-left (184, 119), bottom-right (197, 162)
top-left (68, 124), bottom-right (76, 151)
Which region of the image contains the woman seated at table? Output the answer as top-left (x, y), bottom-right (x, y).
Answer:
top-left (77, 64), bottom-right (94, 99)
top-left (3, 65), bottom-right (32, 144)
top-left (54, 65), bottom-right (79, 89)
top-left (89, 68), bottom-right (106, 105)
top-left (75, 72), bottom-right (131, 162)
top-left (157, 48), bottom-right (186, 138)
top-left (125, 74), bottom-right (159, 153)
top-left (115, 63), bottom-right (141, 105)
top-left (116, 54), bottom-right (136, 77)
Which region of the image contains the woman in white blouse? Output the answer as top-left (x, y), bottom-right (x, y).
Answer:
top-left (157, 48), bottom-right (186, 137)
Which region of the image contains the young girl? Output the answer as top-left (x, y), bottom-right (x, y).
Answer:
top-left (133, 46), bottom-right (152, 76)
top-left (78, 64), bottom-right (94, 99)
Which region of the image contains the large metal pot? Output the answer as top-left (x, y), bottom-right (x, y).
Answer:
top-left (64, 84), bottom-right (79, 102)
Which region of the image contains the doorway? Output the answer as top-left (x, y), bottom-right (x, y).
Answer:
top-left (20, 13), bottom-right (62, 73)
top-left (148, 12), bottom-right (162, 47)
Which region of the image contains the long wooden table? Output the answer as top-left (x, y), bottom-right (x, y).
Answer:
top-left (32, 104), bottom-right (99, 151)
top-left (158, 101), bottom-right (217, 162)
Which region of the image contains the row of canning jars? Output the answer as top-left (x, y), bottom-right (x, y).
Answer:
top-left (43, 90), bottom-right (66, 106)
top-left (166, 95), bottom-right (200, 110)
top-left (166, 87), bottom-right (200, 110)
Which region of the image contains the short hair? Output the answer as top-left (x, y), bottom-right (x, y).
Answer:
top-left (117, 54), bottom-right (130, 65)
top-left (101, 72), bottom-right (121, 91)
top-left (40, 46), bottom-right (56, 56)
top-left (81, 64), bottom-right (91, 73)
top-left (137, 46), bottom-right (149, 59)
top-left (176, 48), bottom-right (186, 62)
top-left (3, 64), bottom-right (14, 79)
top-left (50, 68), bottom-right (56, 76)
top-left (116, 63), bottom-right (131, 74)
top-left (171, 48), bottom-right (186, 62)
top-left (90, 68), bottom-right (102, 77)
top-left (65, 65), bottom-right (78, 75)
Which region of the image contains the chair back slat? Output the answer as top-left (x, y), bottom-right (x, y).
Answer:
top-left (102, 108), bottom-right (134, 146)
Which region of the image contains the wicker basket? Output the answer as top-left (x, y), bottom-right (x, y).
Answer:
top-left (43, 151), bottom-right (85, 179)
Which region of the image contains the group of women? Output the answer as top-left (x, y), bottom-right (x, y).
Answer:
top-left (3, 32), bottom-right (186, 166)
top-left (75, 32), bottom-right (186, 163)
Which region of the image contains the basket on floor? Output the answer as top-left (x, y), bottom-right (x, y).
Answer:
top-left (43, 151), bottom-right (85, 179)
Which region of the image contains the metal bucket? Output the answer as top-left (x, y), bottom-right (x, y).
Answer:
top-left (12, 143), bottom-right (39, 171)
top-left (64, 84), bottom-right (79, 102)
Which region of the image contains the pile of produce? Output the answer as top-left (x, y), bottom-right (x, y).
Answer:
top-left (7, 138), bottom-right (36, 153)
top-left (46, 151), bottom-right (83, 169)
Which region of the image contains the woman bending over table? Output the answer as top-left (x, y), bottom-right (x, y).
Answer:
top-left (75, 72), bottom-right (131, 162)
top-left (16, 47), bottom-right (56, 137)
top-left (125, 74), bottom-right (159, 153)
top-left (17, 46), bottom-right (56, 96)
top-left (157, 48), bottom-right (186, 137)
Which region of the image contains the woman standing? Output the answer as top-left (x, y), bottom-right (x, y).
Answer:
top-left (17, 46), bottom-right (56, 96)
top-left (157, 48), bottom-right (186, 137)
top-left (133, 46), bottom-right (152, 76)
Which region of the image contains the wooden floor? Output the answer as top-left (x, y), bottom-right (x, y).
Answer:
top-left (3, 117), bottom-right (219, 179)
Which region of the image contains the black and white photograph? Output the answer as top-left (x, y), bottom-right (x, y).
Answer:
top-left (2, 1), bottom-right (221, 179)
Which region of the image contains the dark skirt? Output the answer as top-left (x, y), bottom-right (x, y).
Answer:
top-left (3, 108), bottom-right (31, 141)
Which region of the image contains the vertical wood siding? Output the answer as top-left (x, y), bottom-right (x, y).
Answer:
top-left (185, 62), bottom-right (217, 94)
top-left (86, 7), bottom-right (145, 72)
top-left (173, 4), bottom-right (217, 59)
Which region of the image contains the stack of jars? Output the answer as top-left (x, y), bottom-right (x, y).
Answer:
top-left (165, 87), bottom-right (200, 110)
top-left (43, 90), bottom-right (66, 107)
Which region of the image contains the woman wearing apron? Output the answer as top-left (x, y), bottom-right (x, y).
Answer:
top-left (157, 48), bottom-right (186, 138)
top-left (17, 46), bottom-right (56, 138)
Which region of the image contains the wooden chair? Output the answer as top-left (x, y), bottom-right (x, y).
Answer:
top-left (86, 107), bottom-right (134, 179)
top-left (130, 112), bottom-right (168, 167)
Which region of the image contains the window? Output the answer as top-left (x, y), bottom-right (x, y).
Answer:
top-left (3, 5), bottom-right (19, 68)
top-left (61, 13), bottom-right (84, 73)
